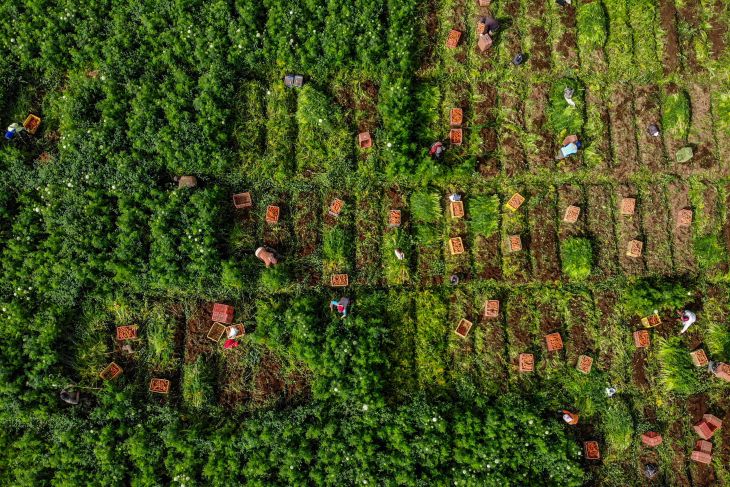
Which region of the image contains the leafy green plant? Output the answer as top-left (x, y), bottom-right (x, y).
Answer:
top-left (561, 238), bottom-right (593, 280)
top-left (410, 192), bottom-right (440, 224)
top-left (144, 305), bottom-right (178, 372)
top-left (694, 234), bottom-right (726, 270)
top-left (548, 79), bottom-right (584, 136)
top-left (706, 322), bottom-right (730, 361)
top-left (657, 337), bottom-right (703, 395)
top-left (600, 401), bottom-right (634, 453)
top-left (469, 195), bottom-right (500, 237)
top-left (662, 90), bottom-right (691, 140)
top-left (182, 356), bottom-right (215, 409)
top-left (622, 278), bottom-right (692, 317)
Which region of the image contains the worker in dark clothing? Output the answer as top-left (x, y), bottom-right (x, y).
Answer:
top-left (60, 388), bottom-right (80, 405)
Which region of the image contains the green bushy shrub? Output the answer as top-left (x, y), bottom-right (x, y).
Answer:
top-left (183, 356), bottom-right (216, 409)
top-left (662, 90), bottom-right (691, 140)
top-left (410, 192), bottom-right (441, 224)
top-left (601, 401), bottom-right (634, 452)
top-left (469, 195), bottom-right (500, 237)
top-left (657, 337), bottom-right (703, 395)
top-left (706, 322), bottom-right (730, 361)
top-left (561, 238), bottom-right (593, 280)
top-left (622, 278), bottom-right (692, 317)
top-left (694, 234), bottom-right (726, 270)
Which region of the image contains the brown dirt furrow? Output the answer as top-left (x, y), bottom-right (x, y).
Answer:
top-left (500, 91), bottom-right (527, 176)
top-left (617, 184), bottom-right (646, 276)
top-left (668, 181), bottom-right (697, 274)
top-left (184, 303), bottom-right (215, 365)
top-left (585, 85), bottom-right (612, 171)
top-left (354, 191), bottom-right (382, 286)
top-left (506, 294), bottom-right (535, 379)
top-left (556, 4), bottom-right (579, 68)
top-left (294, 190), bottom-right (319, 257)
top-left (724, 187), bottom-right (730, 265)
top-left (688, 83), bottom-right (717, 173)
top-left (525, 83), bottom-right (554, 171)
top-left (639, 184), bottom-right (673, 276)
top-left (659, 0), bottom-right (680, 74)
top-left (609, 85), bottom-right (640, 180)
top-left (567, 295), bottom-right (594, 364)
top-left (475, 82), bottom-right (500, 177)
top-left (708, 0), bottom-right (728, 60)
top-left (529, 26), bottom-right (551, 72)
top-left (586, 185), bottom-right (619, 278)
top-left (417, 245), bottom-right (444, 286)
top-left (667, 419), bottom-right (692, 487)
top-left (678, 1), bottom-right (701, 71)
top-left (474, 233), bottom-right (502, 280)
top-left (529, 193), bottom-right (561, 281)
top-left (631, 350), bottom-right (649, 389)
top-left (594, 290), bottom-right (618, 370)
top-left (634, 85), bottom-right (666, 172)
top-left (557, 184), bottom-right (586, 240)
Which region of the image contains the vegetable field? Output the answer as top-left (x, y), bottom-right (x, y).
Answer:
top-left (1, 0), bottom-right (729, 485)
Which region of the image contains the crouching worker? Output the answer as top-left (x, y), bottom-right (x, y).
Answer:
top-left (60, 388), bottom-right (80, 405)
top-left (558, 409), bottom-right (579, 425)
top-left (255, 246), bottom-right (278, 267)
top-left (4, 122), bottom-right (23, 140)
top-left (330, 297), bottom-right (350, 319)
top-left (556, 135), bottom-right (582, 160)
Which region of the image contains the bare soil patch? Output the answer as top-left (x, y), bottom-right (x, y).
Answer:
top-left (586, 185), bottom-right (619, 277)
top-left (558, 184), bottom-right (586, 240)
top-left (668, 182), bottom-right (697, 274)
top-left (634, 85), bottom-right (665, 172)
top-left (529, 26), bottom-right (551, 72)
top-left (632, 350), bottom-right (649, 389)
top-left (525, 83), bottom-right (554, 171)
top-left (609, 86), bottom-right (640, 180)
top-left (640, 184), bottom-right (673, 275)
top-left (500, 91), bottom-right (527, 176)
top-left (185, 303), bottom-right (215, 364)
top-left (659, 0), bottom-right (680, 73)
top-left (688, 83), bottom-right (717, 172)
top-left (529, 193), bottom-right (561, 281)
top-left (708, 0), bottom-right (728, 59)
top-left (616, 184), bottom-right (646, 276)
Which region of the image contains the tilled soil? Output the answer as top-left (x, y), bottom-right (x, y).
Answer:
top-left (184, 303), bottom-right (216, 365)
top-left (475, 83), bottom-right (499, 176)
top-left (668, 182), bottom-right (697, 274)
top-left (616, 184), bottom-right (646, 276)
top-left (634, 85), bottom-right (666, 173)
top-left (639, 184), bottom-right (673, 275)
top-left (687, 83), bottom-right (717, 173)
top-left (708, 0), bottom-right (728, 60)
top-left (610, 85), bottom-right (640, 179)
top-left (556, 4), bottom-right (578, 68)
top-left (557, 184), bottom-right (586, 240)
top-left (525, 83), bottom-right (555, 171)
top-left (500, 91), bottom-right (528, 176)
top-left (529, 192), bottom-right (561, 281)
top-left (659, 0), bottom-right (680, 74)
top-left (586, 185), bottom-right (619, 277)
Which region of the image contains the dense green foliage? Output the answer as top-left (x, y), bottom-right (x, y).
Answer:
top-left (560, 237), bottom-right (593, 281)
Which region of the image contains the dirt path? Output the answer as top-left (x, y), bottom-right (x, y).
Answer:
top-left (505, 294), bottom-right (535, 380)
top-left (184, 303), bottom-right (215, 364)
top-left (555, 2), bottom-right (579, 69)
top-left (525, 83), bottom-right (555, 171)
top-left (500, 89), bottom-right (528, 177)
top-left (527, 0), bottom-right (551, 72)
top-left (566, 294), bottom-right (595, 365)
top-left (475, 83), bottom-right (500, 177)
top-left (634, 85), bottom-right (666, 173)
top-left (687, 83), bottom-right (717, 173)
top-left (617, 184), bottom-right (646, 276)
top-left (586, 185), bottom-right (619, 278)
top-left (677, 0), bottom-right (702, 72)
top-left (557, 184), bottom-right (586, 240)
top-left (658, 0), bottom-right (680, 74)
top-left (609, 85), bottom-right (640, 179)
top-left (529, 191), bottom-right (561, 281)
top-left (594, 290), bottom-right (618, 370)
top-left (668, 181), bottom-right (697, 274)
top-left (293, 189), bottom-right (320, 285)
top-left (354, 189), bottom-right (382, 286)
top-left (708, 0), bottom-right (728, 60)
top-left (585, 84), bottom-right (612, 171)
top-left (639, 183), bottom-right (673, 276)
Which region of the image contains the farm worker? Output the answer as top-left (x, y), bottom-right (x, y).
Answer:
top-left (450, 274), bottom-right (459, 285)
top-left (512, 53), bottom-right (525, 66)
top-left (484, 16), bottom-right (500, 36)
top-left (227, 327), bottom-right (240, 339)
top-left (330, 297), bottom-right (350, 318)
top-left (429, 141), bottom-right (444, 159)
top-left (643, 464), bottom-right (658, 480)
top-left (448, 193), bottom-right (461, 202)
top-left (255, 246), bottom-right (278, 267)
top-left (556, 0), bottom-right (572, 6)
top-left (4, 122), bottom-right (23, 140)
top-left (677, 309), bottom-right (696, 334)
top-left (394, 248), bottom-right (405, 260)
top-left (647, 124), bottom-right (660, 137)
top-left (60, 388), bottom-right (80, 405)
top-left (563, 87), bottom-right (576, 108)
top-left (605, 387), bottom-right (617, 398)
top-left (559, 410), bottom-right (579, 425)
top-left (556, 135), bottom-right (581, 160)
top-left (223, 339), bottom-right (239, 349)
top-left (708, 361), bottom-right (730, 382)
